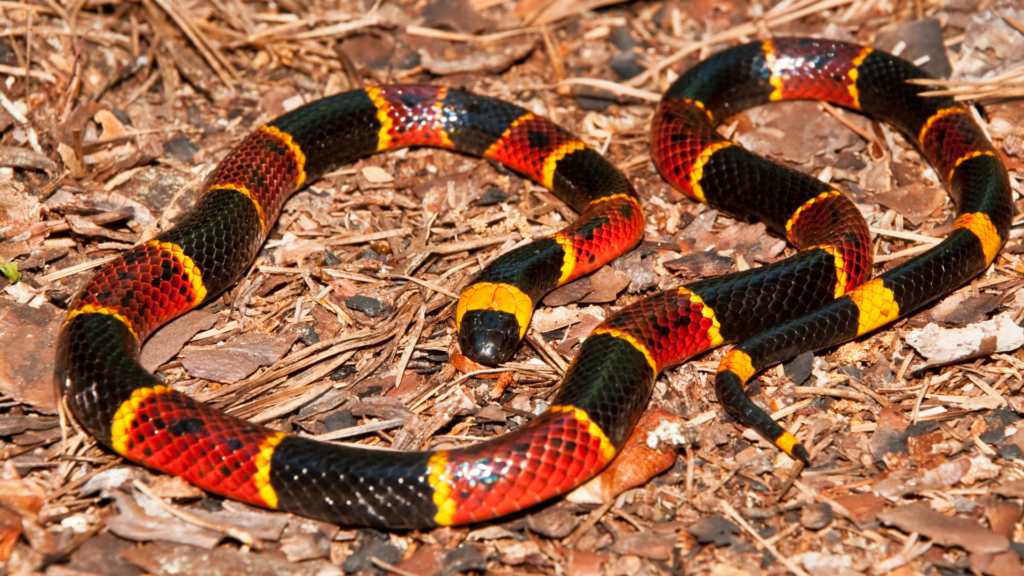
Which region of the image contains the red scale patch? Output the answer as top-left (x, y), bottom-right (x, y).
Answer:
top-left (786, 193), bottom-right (872, 291)
top-left (649, 99), bottom-right (727, 201)
top-left (767, 39), bottom-right (867, 107)
top-left (918, 108), bottom-right (995, 182)
top-left (71, 243), bottom-right (202, 339)
top-left (117, 389), bottom-right (277, 506)
top-left (485, 116), bottom-right (579, 185)
top-left (207, 129), bottom-right (303, 226)
top-left (603, 291), bottom-right (719, 368)
top-left (560, 196), bottom-right (645, 282)
top-left (441, 409), bottom-right (613, 525)
top-left (375, 85), bottom-right (454, 148)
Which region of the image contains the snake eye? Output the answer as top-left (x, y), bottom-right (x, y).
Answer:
top-left (458, 309), bottom-right (521, 366)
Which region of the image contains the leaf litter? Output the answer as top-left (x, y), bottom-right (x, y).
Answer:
top-left (0, 0), bottom-right (1024, 575)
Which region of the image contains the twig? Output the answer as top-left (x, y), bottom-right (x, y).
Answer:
top-left (564, 498), bottom-right (616, 546)
top-left (324, 227), bottom-right (412, 246)
top-left (869, 227), bottom-right (942, 244)
top-left (721, 500), bottom-right (812, 576)
top-left (133, 480), bottom-right (264, 549)
top-left (874, 242), bottom-right (937, 263)
top-left (792, 386), bottom-right (867, 401)
top-left (0, 63), bottom-right (55, 82)
top-left (385, 274), bottom-right (459, 299)
top-left (370, 557), bottom-right (419, 576)
top-left (37, 255), bottom-right (119, 282)
top-left (393, 303), bottom-right (426, 389)
top-left (405, 24), bottom-right (540, 44)
top-left (150, 0), bottom-right (238, 87)
top-left (557, 78), bottom-right (660, 101)
top-left (0, 89), bottom-right (42, 153)
top-left (312, 417), bottom-right (409, 441)
top-left (626, 0), bottom-right (855, 87)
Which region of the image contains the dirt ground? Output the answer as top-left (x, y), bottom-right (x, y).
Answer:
top-left (3, 0), bottom-right (1024, 574)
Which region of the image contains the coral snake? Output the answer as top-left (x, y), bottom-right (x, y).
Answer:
top-left (57, 38), bottom-right (1013, 528)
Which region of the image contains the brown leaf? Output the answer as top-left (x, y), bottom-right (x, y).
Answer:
top-left (872, 457), bottom-right (970, 499)
top-left (120, 540), bottom-right (331, 575)
top-left (878, 502), bottom-right (1009, 554)
top-left (580, 266), bottom-right (630, 303)
top-left (608, 531), bottom-right (676, 560)
top-left (872, 184), bottom-right (949, 224)
top-left (140, 310), bottom-right (217, 372)
top-left (420, 38), bottom-right (536, 75)
top-left (0, 145), bottom-right (58, 173)
top-left (832, 493), bottom-right (885, 528)
top-left (0, 301), bottom-right (61, 413)
top-left (181, 332), bottom-right (299, 383)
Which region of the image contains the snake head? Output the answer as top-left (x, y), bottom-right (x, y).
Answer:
top-left (457, 309), bottom-right (521, 366)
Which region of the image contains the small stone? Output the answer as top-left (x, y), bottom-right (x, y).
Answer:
top-left (527, 503), bottom-right (579, 539)
top-left (358, 247), bottom-right (388, 262)
top-left (295, 323), bottom-right (319, 346)
top-left (324, 409), bottom-right (356, 433)
top-left (165, 137), bottom-right (198, 163)
top-left (609, 26), bottom-right (640, 51)
top-left (783, 351), bottom-right (814, 385)
top-left (346, 294), bottom-right (385, 317)
top-left (609, 51), bottom-right (645, 80)
top-left (323, 249), bottom-right (342, 266)
top-left (474, 186), bottom-right (509, 206)
top-left (801, 502), bottom-right (834, 530)
top-left (998, 443), bottom-right (1022, 460)
top-left (341, 530), bottom-right (400, 573)
top-left (330, 364), bottom-right (357, 381)
top-left (687, 515), bottom-right (739, 546)
top-left (664, 251), bottom-right (735, 277)
top-left (837, 365), bottom-right (863, 381)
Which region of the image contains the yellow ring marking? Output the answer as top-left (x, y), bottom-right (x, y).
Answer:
top-left (717, 349), bottom-right (756, 383)
top-left (209, 183), bottom-right (264, 230)
top-left (846, 278), bottom-right (900, 336)
top-left (847, 47), bottom-right (872, 109)
top-left (955, 212), bottom-right (1002, 265)
top-left (917, 107), bottom-right (966, 146)
top-left (111, 386), bottom-right (164, 455)
top-left (950, 150), bottom-right (996, 181)
top-left (65, 304), bottom-right (138, 339)
top-left (585, 192), bottom-right (638, 206)
top-left (549, 405), bottom-right (617, 462)
top-left (258, 125), bottom-right (307, 188)
top-left (365, 86), bottom-right (396, 152)
top-left (551, 233), bottom-right (579, 285)
top-left (456, 282), bottom-right (532, 340)
top-left (592, 327), bottom-right (657, 372)
top-left (427, 452), bottom-right (457, 526)
top-left (252, 432), bottom-right (286, 508)
top-left (431, 87), bottom-right (454, 148)
top-left (679, 287), bottom-right (725, 347)
top-left (145, 240), bottom-right (208, 306)
top-left (775, 432), bottom-right (801, 456)
top-left (541, 140), bottom-right (587, 189)
top-left (689, 141), bottom-right (732, 202)
top-left (784, 190), bottom-right (841, 243)
top-left (762, 40), bottom-right (784, 101)
top-left (809, 244), bottom-right (850, 298)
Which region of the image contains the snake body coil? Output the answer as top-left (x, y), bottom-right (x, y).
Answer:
top-left (57, 38), bottom-right (1012, 528)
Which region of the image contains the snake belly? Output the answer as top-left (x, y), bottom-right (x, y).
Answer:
top-left (55, 38), bottom-right (1013, 529)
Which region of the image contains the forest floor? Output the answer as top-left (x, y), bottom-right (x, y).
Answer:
top-left (3, 0), bottom-right (1024, 574)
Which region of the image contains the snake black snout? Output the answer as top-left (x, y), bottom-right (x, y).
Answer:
top-left (457, 309), bottom-right (521, 366)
